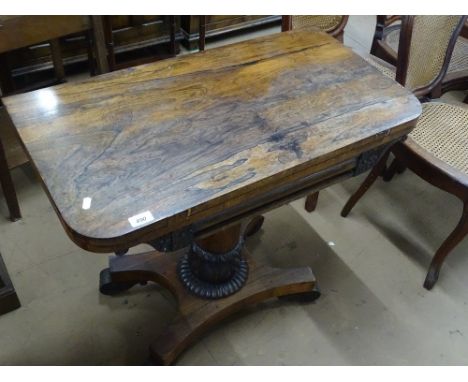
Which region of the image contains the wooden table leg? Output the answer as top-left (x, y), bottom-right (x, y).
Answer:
top-left (99, 223), bottom-right (319, 365)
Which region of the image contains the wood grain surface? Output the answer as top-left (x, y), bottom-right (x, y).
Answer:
top-left (3, 30), bottom-right (421, 252)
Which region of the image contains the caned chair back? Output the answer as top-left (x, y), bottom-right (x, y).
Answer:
top-left (397, 16), bottom-right (467, 95)
top-left (292, 16), bottom-right (344, 32)
top-left (282, 16), bottom-right (348, 39)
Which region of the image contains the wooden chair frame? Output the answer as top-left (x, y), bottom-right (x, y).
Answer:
top-left (370, 15), bottom-right (400, 66)
top-left (371, 16), bottom-right (468, 97)
top-left (341, 15), bottom-right (468, 290)
top-left (103, 15), bottom-right (177, 72)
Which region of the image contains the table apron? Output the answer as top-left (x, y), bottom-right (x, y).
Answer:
top-left (146, 158), bottom-right (357, 253)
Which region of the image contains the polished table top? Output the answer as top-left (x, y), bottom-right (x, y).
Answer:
top-left (3, 30), bottom-right (421, 252)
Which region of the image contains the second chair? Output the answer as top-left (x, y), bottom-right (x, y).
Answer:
top-left (341, 15), bottom-right (468, 290)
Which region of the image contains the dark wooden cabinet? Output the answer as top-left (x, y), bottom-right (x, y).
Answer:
top-left (180, 15), bottom-right (281, 50)
top-left (1, 16), bottom-right (282, 85)
top-left (103, 15), bottom-right (182, 70)
top-left (2, 16), bottom-right (181, 88)
top-left (105, 16), bottom-right (181, 52)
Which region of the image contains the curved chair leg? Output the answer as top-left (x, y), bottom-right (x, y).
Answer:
top-left (341, 149), bottom-right (390, 217)
top-left (305, 191), bottom-right (319, 212)
top-left (383, 157), bottom-right (406, 182)
top-left (423, 202), bottom-right (468, 290)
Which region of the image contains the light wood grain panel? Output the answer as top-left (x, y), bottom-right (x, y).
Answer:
top-left (0, 16), bottom-right (90, 54)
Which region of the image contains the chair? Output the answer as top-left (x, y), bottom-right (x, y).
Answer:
top-left (340, 15), bottom-right (468, 290)
top-left (0, 16), bottom-right (108, 221)
top-left (372, 16), bottom-right (468, 98)
top-left (281, 16), bottom-right (349, 42)
top-left (281, 15), bottom-right (349, 212)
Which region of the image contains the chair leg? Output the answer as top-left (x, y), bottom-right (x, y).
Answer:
top-left (383, 157), bottom-right (406, 182)
top-left (102, 16), bottom-right (116, 72)
top-left (90, 16), bottom-right (109, 75)
top-left (0, 138), bottom-right (21, 221)
top-left (49, 39), bottom-right (65, 83)
top-left (341, 149), bottom-right (390, 217)
top-left (86, 30), bottom-right (96, 76)
top-left (169, 16), bottom-right (177, 56)
top-left (423, 202), bottom-right (468, 290)
top-left (305, 192), bottom-right (319, 212)
top-left (199, 16), bottom-right (206, 51)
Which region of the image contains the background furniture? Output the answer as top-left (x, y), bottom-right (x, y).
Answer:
top-left (198, 16), bottom-right (206, 51)
top-left (0, 16), bottom-right (108, 221)
top-left (3, 16), bottom-right (282, 85)
top-left (103, 16), bottom-right (179, 71)
top-left (180, 15), bottom-right (281, 50)
top-left (371, 16), bottom-right (468, 98)
top-left (0, 252), bottom-right (20, 315)
top-left (370, 15), bottom-right (401, 65)
top-left (1, 16), bottom-right (181, 90)
top-left (341, 16), bottom-right (468, 290)
top-left (0, 16), bottom-right (108, 94)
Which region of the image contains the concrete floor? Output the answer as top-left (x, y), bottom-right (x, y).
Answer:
top-left (1, 16), bottom-right (468, 365)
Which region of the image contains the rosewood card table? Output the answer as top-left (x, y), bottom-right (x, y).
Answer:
top-left (3, 30), bottom-right (421, 365)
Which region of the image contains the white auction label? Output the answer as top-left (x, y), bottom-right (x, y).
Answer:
top-left (128, 211), bottom-right (154, 228)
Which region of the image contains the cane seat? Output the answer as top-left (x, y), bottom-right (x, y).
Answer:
top-left (409, 102), bottom-right (468, 175)
top-left (361, 54), bottom-right (396, 79)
